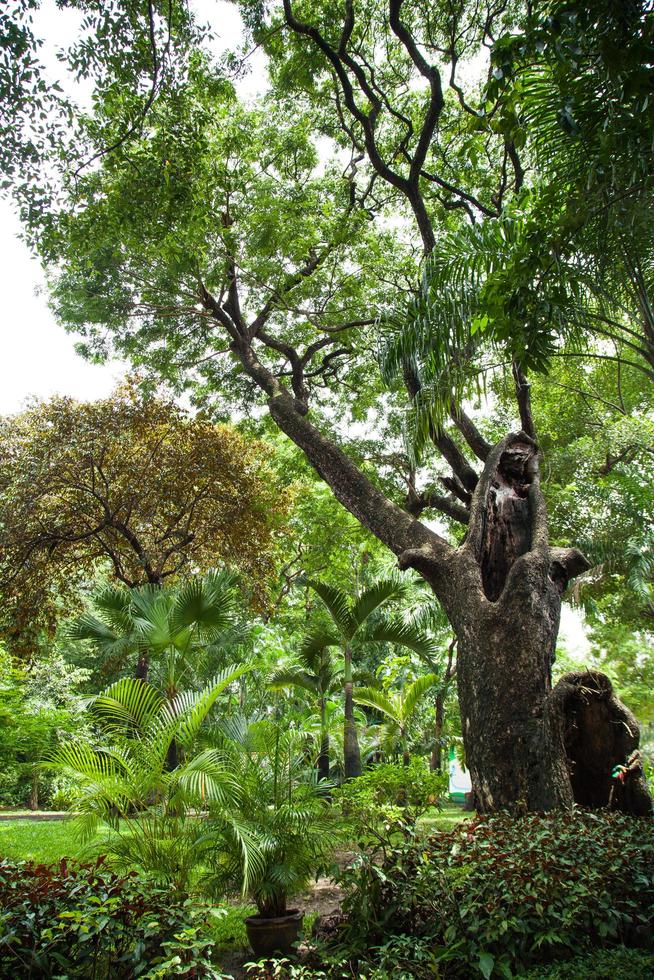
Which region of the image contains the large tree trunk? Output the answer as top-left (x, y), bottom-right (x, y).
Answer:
top-left (447, 567), bottom-right (574, 812)
top-left (343, 647), bottom-right (362, 779)
top-left (411, 433), bottom-right (591, 812)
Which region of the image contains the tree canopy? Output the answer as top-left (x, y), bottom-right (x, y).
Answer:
top-left (0, 383), bottom-right (289, 650)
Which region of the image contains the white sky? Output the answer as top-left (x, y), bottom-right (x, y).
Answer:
top-left (0, 0), bottom-right (591, 652)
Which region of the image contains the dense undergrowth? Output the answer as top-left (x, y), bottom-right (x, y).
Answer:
top-left (293, 810), bottom-right (654, 979)
top-left (0, 857), bottom-right (227, 979)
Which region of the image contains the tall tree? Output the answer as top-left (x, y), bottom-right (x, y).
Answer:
top-left (303, 578), bottom-right (437, 778)
top-left (8, 1), bottom-right (651, 810)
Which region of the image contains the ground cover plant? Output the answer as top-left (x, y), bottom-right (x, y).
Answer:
top-left (0, 857), bottom-right (226, 979)
top-left (322, 810), bottom-right (654, 978)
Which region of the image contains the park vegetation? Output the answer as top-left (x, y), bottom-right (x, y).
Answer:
top-left (0, 0), bottom-right (653, 977)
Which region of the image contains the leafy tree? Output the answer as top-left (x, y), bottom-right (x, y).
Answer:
top-left (355, 673), bottom-right (438, 766)
top-left (0, 384), bottom-right (288, 651)
top-left (8, 1), bottom-right (651, 811)
top-left (303, 578), bottom-right (437, 778)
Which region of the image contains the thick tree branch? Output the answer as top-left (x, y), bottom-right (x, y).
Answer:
top-left (512, 361), bottom-right (536, 440)
top-left (450, 406), bottom-right (492, 461)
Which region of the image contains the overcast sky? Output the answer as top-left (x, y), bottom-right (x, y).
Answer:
top-left (0, 0), bottom-right (591, 654)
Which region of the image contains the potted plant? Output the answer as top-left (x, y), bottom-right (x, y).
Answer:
top-left (205, 718), bottom-right (340, 957)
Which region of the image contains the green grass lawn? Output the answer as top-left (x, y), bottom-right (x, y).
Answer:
top-left (0, 803), bottom-right (469, 867)
top-left (0, 818), bottom-right (106, 865)
top-left (418, 802), bottom-right (472, 832)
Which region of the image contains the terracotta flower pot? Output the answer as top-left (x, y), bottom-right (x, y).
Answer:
top-left (244, 909), bottom-right (303, 958)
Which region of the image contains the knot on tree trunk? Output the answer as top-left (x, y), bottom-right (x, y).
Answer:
top-left (551, 669), bottom-right (653, 816)
top-left (479, 434), bottom-right (539, 601)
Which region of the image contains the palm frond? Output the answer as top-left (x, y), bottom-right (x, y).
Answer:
top-left (402, 673), bottom-right (439, 722)
top-left (92, 677), bottom-right (164, 733)
top-left (299, 627), bottom-right (342, 661)
top-left (360, 618), bottom-right (439, 659)
top-left (174, 749), bottom-right (240, 805)
top-left (353, 687), bottom-right (398, 724)
top-left (307, 580), bottom-right (355, 638)
top-left (169, 571), bottom-right (239, 638)
top-left (161, 663), bottom-right (251, 747)
top-left (350, 576), bottom-right (407, 629)
top-left (269, 668), bottom-right (320, 696)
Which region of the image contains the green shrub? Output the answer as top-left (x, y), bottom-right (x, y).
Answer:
top-left (0, 857), bottom-right (228, 978)
top-left (330, 810), bottom-right (654, 977)
top-left (518, 946), bottom-right (654, 978)
top-left (333, 759), bottom-right (447, 847)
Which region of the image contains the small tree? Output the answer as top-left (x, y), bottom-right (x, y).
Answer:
top-left (270, 645), bottom-right (342, 780)
top-left (303, 578), bottom-right (437, 778)
top-left (67, 572), bottom-right (242, 689)
top-left (50, 667), bottom-right (249, 890)
top-left (355, 674), bottom-right (438, 766)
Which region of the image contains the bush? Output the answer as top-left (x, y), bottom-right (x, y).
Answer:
top-left (329, 810), bottom-right (654, 978)
top-left (0, 857), bottom-right (228, 978)
top-left (333, 759), bottom-right (447, 848)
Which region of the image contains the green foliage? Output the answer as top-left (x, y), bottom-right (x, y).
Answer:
top-left (354, 675), bottom-right (439, 761)
top-left (49, 666), bottom-right (249, 890)
top-left (380, 0), bottom-right (654, 453)
top-left (0, 857), bottom-right (226, 978)
top-left (244, 945), bottom-right (654, 980)
top-left (68, 572), bottom-right (244, 695)
top-left (334, 759), bottom-right (447, 848)
top-left (0, 645), bottom-right (90, 808)
top-left (328, 810), bottom-right (654, 977)
top-left (203, 718), bottom-right (341, 917)
top-left (518, 945), bottom-right (654, 978)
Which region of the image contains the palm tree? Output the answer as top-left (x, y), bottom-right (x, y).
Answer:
top-left (270, 645), bottom-right (342, 780)
top-left (354, 673), bottom-right (439, 766)
top-left (67, 571), bottom-right (240, 695)
top-left (304, 578), bottom-right (437, 778)
top-left (49, 666), bottom-right (249, 890)
top-left (204, 716), bottom-right (340, 918)
top-left (67, 572), bottom-right (242, 769)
